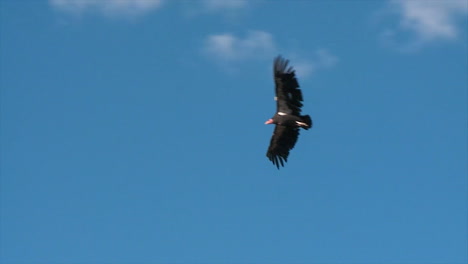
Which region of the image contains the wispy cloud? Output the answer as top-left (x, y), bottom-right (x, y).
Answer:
top-left (203, 31), bottom-right (338, 77)
top-left (49, 0), bottom-right (163, 16)
top-left (382, 0), bottom-right (467, 50)
top-left (290, 49), bottom-right (339, 78)
top-left (203, 31), bottom-right (338, 78)
top-left (204, 30), bottom-right (276, 62)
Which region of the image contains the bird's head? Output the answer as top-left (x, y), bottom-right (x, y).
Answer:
top-left (265, 119), bottom-right (274, 125)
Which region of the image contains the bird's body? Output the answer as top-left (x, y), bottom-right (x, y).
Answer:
top-left (267, 113), bottom-right (311, 127)
top-left (265, 56), bottom-right (312, 169)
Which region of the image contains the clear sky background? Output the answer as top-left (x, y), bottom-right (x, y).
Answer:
top-left (1, 0), bottom-right (467, 263)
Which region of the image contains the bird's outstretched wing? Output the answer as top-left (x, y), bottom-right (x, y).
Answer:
top-left (266, 125), bottom-right (300, 169)
top-left (273, 56), bottom-right (303, 116)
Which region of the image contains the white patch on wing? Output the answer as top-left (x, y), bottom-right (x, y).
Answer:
top-left (274, 96), bottom-right (277, 101)
top-left (278, 112), bottom-right (287, 116)
top-left (296, 121), bottom-right (307, 126)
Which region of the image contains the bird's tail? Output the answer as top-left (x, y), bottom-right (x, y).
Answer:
top-left (301, 115), bottom-right (312, 130)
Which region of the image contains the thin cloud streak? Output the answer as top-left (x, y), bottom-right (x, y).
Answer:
top-left (49, 0), bottom-right (164, 16)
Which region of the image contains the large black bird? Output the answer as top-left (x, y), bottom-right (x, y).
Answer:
top-left (265, 56), bottom-right (312, 169)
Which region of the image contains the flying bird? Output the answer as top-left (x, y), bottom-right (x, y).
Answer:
top-left (265, 56), bottom-right (312, 169)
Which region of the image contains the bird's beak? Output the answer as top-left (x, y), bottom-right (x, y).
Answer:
top-left (265, 119), bottom-right (274, 125)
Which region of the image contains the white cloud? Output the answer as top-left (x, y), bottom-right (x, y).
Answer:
top-left (394, 0), bottom-right (467, 40)
top-left (315, 49), bottom-right (339, 69)
top-left (290, 49), bottom-right (339, 78)
top-left (204, 30), bottom-right (276, 62)
top-left (385, 0), bottom-right (467, 47)
top-left (50, 0), bottom-right (163, 16)
top-left (203, 32), bottom-right (337, 77)
top-left (293, 61), bottom-right (316, 79)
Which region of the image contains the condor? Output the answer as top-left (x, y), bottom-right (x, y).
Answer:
top-left (265, 56), bottom-right (312, 169)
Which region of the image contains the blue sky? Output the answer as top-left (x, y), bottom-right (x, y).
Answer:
top-left (1, 0), bottom-right (467, 263)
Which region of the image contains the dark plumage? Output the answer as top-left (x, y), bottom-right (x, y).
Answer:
top-left (265, 56), bottom-right (312, 169)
